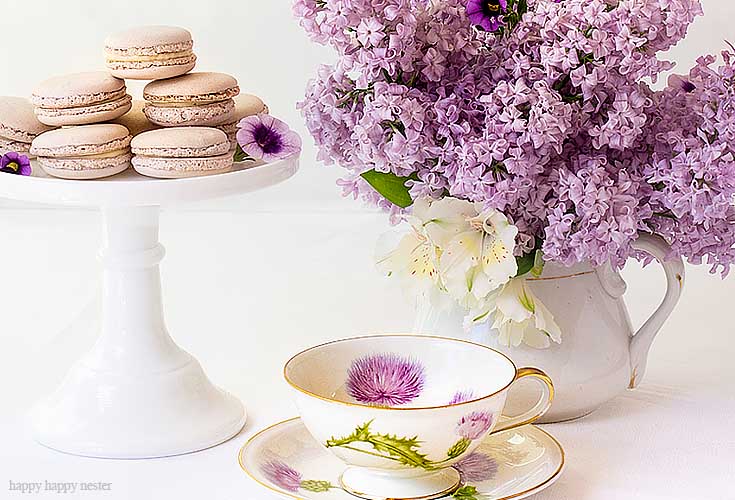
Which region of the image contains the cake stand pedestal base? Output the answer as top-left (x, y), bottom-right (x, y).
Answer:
top-left (30, 206), bottom-right (246, 459)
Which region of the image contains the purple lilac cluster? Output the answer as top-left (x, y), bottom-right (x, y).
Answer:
top-left (295, 0), bottom-right (735, 274)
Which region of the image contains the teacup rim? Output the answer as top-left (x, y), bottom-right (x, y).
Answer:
top-left (283, 333), bottom-right (518, 411)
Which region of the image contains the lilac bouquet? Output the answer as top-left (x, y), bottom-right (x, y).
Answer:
top-left (294, 0), bottom-right (735, 344)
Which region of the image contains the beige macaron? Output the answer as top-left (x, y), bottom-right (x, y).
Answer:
top-left (31, 71), bottom-right (132, 126)
top-left (105, 25), bottom-right (197, 80)
top-left (0, 96), bottom-right (56, 157)
top-left (143, 72), bottom-right (240, 127)
top-left (30, 124), bottom-right (133, 180)
top-left (215, 94), bottom-right (269, 152)
top-left (131, 127), bottom-right (233, 178)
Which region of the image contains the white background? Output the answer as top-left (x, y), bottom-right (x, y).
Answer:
top-left (1, 1), bottom-right (735, 499)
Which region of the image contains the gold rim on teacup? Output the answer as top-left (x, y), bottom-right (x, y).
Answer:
top-left (283, 333), bottom-right (547, 411)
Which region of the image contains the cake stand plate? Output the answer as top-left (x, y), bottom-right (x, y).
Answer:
top-left (0, 157), bottom-right (299, 459)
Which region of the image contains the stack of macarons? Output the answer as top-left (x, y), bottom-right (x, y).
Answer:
top-left (0, 24), bottom-right (270, 181)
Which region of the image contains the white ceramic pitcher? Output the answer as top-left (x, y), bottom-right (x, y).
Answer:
top-left (415, 233), bottom-right (685, 423)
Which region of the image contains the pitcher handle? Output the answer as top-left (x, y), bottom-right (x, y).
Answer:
top-left (626, 233), bottom-right (685, 388)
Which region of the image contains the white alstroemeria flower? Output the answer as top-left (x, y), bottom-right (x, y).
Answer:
top-left (376, 199), bottom-right (448, 306)
top-left (435, 204), bottom-right (519, 307)
top-left (491, 278), bottom-right (562, 349)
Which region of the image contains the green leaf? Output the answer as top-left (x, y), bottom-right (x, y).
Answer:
top-left (233, 144), bottom-right (251, 163)
top-left (515, 252), bottom-right (535, 277)
top-left (300, 480), bottom-right (334, 493)
top-left (360, 169), bottom-right (414, 208)
top-left (454, 485), bottom-right (486, 500)
top-left (531, 249), bottom-right (545, 278)
top-left (326, 421), bottom-right (374, 448)
top-left (368, 431), bottom-right (430, 469)
top-left (447, 438), bottom-right (472, 459)
top-left (325, 421), bottom-right (432, 470)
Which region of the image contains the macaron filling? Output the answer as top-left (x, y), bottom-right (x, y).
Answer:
top-left (106, 50), bottom-right (194, 62)
top-left (143, 87), bottom-right (240, 106)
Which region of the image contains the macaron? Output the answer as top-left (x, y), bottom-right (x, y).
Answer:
top-left (31, 71), bottom-right (132, 126)
top-left (105, 25), bottom-right (197, 80)
top-left (131, 127), bottom-right (233, 178)
top-left (215, 94), bottom-right (268, 152)
top-left (30, 124), bottom-right (133, 180)
top-left (143, 72), bottom-right (240, 127)
top-left (111, 100), bottom-right (159, 136)
top-left (0, 96), bottom-right (56, 157)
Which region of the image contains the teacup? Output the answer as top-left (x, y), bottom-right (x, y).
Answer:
top-left (284, 334), bottom-right (554, 500)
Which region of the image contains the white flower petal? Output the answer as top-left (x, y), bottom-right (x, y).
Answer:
top-left (423, 198), bottom-right (477, 247)
top-left (533, 296), bottom-right (562, 344)
top-left (523, 328), bottom-right (552, 349)
top-left (440, 231), bottom-right (483, 299)
top-left (495, 280), bottom-right (534, 323)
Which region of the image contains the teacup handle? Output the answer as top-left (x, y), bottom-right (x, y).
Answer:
top-left (492, 367), bottom-right (554, 433)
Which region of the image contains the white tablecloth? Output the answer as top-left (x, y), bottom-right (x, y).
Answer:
top-left (1, 205), bottom-right (734, 500)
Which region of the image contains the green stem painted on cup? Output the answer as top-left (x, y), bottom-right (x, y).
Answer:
top-left (325, 421), bottom-right (474, 471)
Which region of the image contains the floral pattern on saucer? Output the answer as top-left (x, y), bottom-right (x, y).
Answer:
top-left (239, 418), bottom-right (564, 500)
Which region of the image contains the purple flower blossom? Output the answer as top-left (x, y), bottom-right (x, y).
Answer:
top-left (456, 411), bottom-right (495, 440)
top-left (294, 0), bottom-right (735, 276)
top-left (1, 152), bottom-right (31, 176)
top-left (449, 390), bottom-right (476, 405)
top-left (454, 452), bottom-right (499, 483)
top-left (261, 460), bottom-right (302, 493)
top-left (466, 0), bottom-right (508, 32)
top-left (236, 114), bottom-right (302, 163)
top-left (346, 353), bottom-right (426, 406)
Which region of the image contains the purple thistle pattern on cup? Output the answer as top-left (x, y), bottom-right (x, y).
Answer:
top-left (454, 452), bottom-right (499, 483)
top-left (236, 114), bottom-right (302, 163)
top-left (449, 390), bottom-right (476, 405)
top-left (456, 411), bottom-right (495, 440)
top-left (346, 353), bottom-right (426, 406)
top-left (0, 152), bottom-right (31, 176)
top-left (261, 460), bottom-right (302, 493)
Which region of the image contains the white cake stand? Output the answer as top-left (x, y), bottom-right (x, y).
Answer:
top-left (0, 156), bottom-right (299, 459)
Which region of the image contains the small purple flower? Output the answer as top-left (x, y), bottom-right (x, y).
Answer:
top-left (0, 152), bottom-right (31, 176)
top-left (454, 452), bottom-right (499, 483)
top-left (456, 411), bottom-right (494, 440)
top-left (466, 0), bottom-right (508, 32)
top-left (346, 353), bottom-right (426, 406)
top-left (449, 390), bottom-right (475, 405)
top-left (261, 460), bottom-right (302, 493)
top-left (236, 114), bottom-right (302, 163)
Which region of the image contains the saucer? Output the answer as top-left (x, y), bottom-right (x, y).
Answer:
top-left (238, 418), bottom-right (564, 500)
